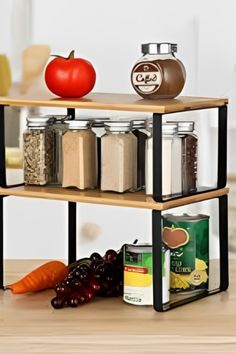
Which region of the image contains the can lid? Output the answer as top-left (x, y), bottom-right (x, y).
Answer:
top-left (131, 119), bottom-right (146, 129)
top-left (125, 243), bottom-right (152, 253)
top-left (141, 43), bottom-right (178, 55)
top-left (104, 121), bottom-right (131, 132)
top-left (163, 213), bottom-right (210, 222)
top-left (27, 116), bottom-right (53, 128)
top-left (65, 119), bottom-right (90, 129)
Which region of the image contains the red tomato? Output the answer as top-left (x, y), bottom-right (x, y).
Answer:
top-left (45, 50), bottom-right (96, 98)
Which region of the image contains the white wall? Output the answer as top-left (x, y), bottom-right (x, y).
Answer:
top-left (2, 0), bottom-right (236, 259)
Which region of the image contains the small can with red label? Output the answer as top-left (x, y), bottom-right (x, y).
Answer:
top-left (123, 243), bottom-right (170, 305)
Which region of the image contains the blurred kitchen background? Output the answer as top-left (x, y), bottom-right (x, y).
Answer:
top-left (1, 0), bottom-right (236, 259)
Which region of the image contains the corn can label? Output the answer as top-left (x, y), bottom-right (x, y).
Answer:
top-left (162, 214), bottom-right (209, 292)
top-left (123, 244), bottom-right (170, 305)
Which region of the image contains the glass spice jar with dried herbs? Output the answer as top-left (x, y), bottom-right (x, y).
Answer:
top-left (23, 116), bottom-right (54, 185)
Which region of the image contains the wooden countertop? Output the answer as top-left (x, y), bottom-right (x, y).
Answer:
top-left (1, 259), bottom-right (236, 353)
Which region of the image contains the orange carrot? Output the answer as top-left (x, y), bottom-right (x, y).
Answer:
top-left (6, 260), bottom-right (68, 294)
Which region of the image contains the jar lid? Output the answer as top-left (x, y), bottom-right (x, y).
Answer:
top-left (91, 118), bottom-right (110, 127)
top-left (141, 43), bottom-right (177, 55)
top-left (167, 121), bottom-right (195, 132)
top-left (145, 119), bottom-right (153, 131)
top-left (162, 123), bottom-right (178, 135)
top-left (27, 116), bottom-right (53, 128)
top-left (145, 120), bottom-right (178, 135)
top-left (131, 119), bottom-right (146, 129)
top-left (48, 115), bottom-right (71, 123)
top-left (177, 121), bottom-right (195, 132)
top-left (65, 120), bottom-right (90, 129)
top-left (104, 121), bottom-right (131, 132)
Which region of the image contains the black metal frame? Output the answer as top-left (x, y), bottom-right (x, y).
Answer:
top-left (151, 106), bottom-right (228, 311)
top-left (0, 103), bottom-right (228, 313)
top-left (0, 106), bottom-right (77, 288)
top-left (152, 105), bottom-right (228, 202)
top-left (152, 194), bottom-right (228, 312)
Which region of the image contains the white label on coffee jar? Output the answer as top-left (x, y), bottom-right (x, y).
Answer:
top-left (132, 62), bottom-right (162, 95)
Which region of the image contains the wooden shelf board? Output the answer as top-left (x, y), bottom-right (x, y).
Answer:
top-left (0, 87), bottom-right (228, 113)
top-left (0, 186), bottom-right (229, 210)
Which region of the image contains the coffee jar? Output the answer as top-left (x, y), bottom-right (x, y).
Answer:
top-left (131, 43), bottom-right (186, 99)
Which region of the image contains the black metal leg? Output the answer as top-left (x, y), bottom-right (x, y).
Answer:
top-left (0, 105), bottom-right (6, 187)
top-left (152, 209), bottom-right (163, 311)
top-left (218, 105), bottom-right (227, 188)
top-left (67, 108), bottom-right (75, 119)
top-left (152, 113), bottom-right (163, 202)
top-left (219, 194), bottom-right (229, 291)
top-left (68, 202), bottom-right (77, 265)
top-left (0, 196), bottom-right (4, 289)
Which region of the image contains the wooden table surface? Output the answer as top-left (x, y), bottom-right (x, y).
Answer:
top-left (1, 260), bottom-right (236, 354)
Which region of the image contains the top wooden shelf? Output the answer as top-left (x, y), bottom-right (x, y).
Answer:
top-left (0, 88), bottom-right (228, 114)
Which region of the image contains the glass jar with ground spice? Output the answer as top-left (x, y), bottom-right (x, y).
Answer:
top-left (101, 121), bottom-right (137, 193)
top-left (23, 116), bottom-right (54, 185)
top-left (49, 115), bottom-right (69, 185)
top-left (62, 120), bottom-right (97, 190)
top-left (131, 43), bottom-right (186, 99)
top-left (145, 121), bottom-right (182, 197)
top-left (178, 121), bottom-right (198, 194)
top-left (91, 118), bottom-right (110, 187)
top-left (167, 121), bottom-right (198, 194)
top-left (131, 119), bottom-right (148, 190)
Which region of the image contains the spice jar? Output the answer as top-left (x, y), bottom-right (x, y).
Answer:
top-left (23, 116), bottom-right (54, 185)
top-left (131, 119), bottom-right (148, 190)
top-left (62, 120), bottom-right (97, 190)
top-left (131, 43), bottom-right (186, 99)
top-left (176, 121), bottom-right (198, 194)
top-left (101, 121), bottom-right (137, 193)
top-left (145, 121), bottom-right (182, 196)
top-left (91, 118), bottom-right (110, 187)
top-left (49, 115), bottom-right (69, 185)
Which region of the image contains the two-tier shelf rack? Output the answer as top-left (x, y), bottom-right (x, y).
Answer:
top-left (0, 91), bottom-right (229, 311)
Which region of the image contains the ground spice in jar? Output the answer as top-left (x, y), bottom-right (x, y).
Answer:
top-left (167, 121), bottom-right (198, 194)
top-left (23, 117), bottom-right (54, 185)
top-left (101, 121), bottom-right (137, 193)
top-left (62, 120), bottom-right (97, 190)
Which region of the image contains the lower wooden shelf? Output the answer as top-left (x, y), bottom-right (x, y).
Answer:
top-left (0, 186), bottom-right (229, 210)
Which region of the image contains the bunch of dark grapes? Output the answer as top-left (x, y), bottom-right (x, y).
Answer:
top-left (51, 248), bottom-right (123, 309)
